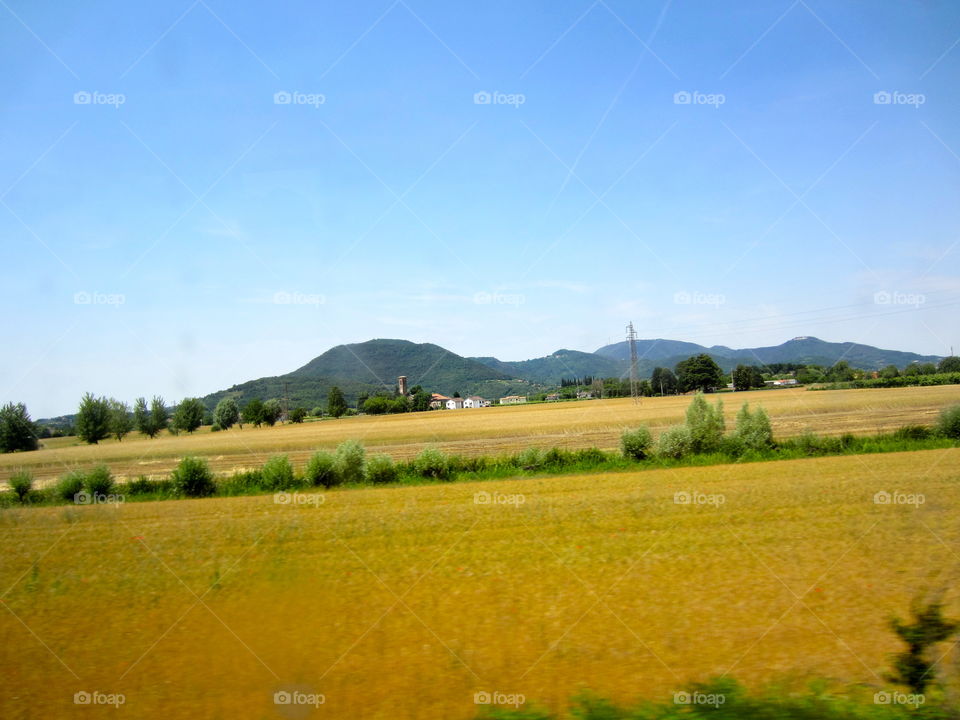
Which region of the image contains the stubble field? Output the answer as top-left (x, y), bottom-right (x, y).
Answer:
top-left (3, 385), bottom-right (960, 486)
top-left (1, 447), bottom-right (958, 718)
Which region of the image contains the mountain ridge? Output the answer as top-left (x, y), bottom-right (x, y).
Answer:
top-left (35, 336), bottom-right (946, 422)
top-left (198, 336), bottom-right (941, 412)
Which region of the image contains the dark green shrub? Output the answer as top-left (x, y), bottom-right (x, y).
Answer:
top-left (261, 454), bottom-right (298, 490)
top-left (457, 456), bottom-right (489, 473)
top-left (794, 431), bottom-right (825, 456)
top-left (620, 426), bottom-right (653, 460)
top-left (220, 470), bottom-right (263, 495)
top-left (414, 447), bottom-right (451, 480)
top-left (366, 454), bottom-right (398, 484)
top-left (126, 476), bottom-right (161, 495)
top-left (893, 425), bottom-right (933, 441)
top-left (515, 447), bottom-right (545, 470)
top-left (573, 447), bottom-right (607, 465)
top-left (445, 454), bottom-right (470, 473)
top-left (56, 470), bottom-right (86, 502)
top-left (734, 403), bottom-right (773, 451)
top-left (685, 393), bottom-right (725, 454)
top-left (889, 600), bottom-right (959, 694)
top-left (334, 440), bottom-right (366, 484)
top-left (210, 424), bottom-right (222, 432)
top-left (85, 465), bottom-right (114, 497)
top-left (937, 404), bottom-right (960, 439)
top-left (821, 436), bottom-right (844, 454)
top-left (305, 451), bottom-right (339, 487)
top-left (9, 470), bottom-right (32, 503)
top-left (542, 447), bottom-right (570, 467)
top-left (170, 456), bottom-right (216, 497)
top-left (719, 435), bottom-right (747, 458)
top-left (657, 426), bottom-right (692, 459)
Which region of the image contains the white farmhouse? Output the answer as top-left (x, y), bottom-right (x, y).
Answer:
top-left (463, 396), bottom-right (490, 408)
top-left (446, 397), bottom-right (465, 410)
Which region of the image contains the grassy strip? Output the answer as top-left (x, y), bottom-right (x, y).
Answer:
top-left (2, 428), bottom-right (957, 508)
top-left (473, 677), bottom-right (950, 719)
top-left (810, 372), bottom-right (960, 391)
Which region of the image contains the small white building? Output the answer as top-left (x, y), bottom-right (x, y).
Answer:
top-left (499, 395), bottom-right (527, 405)
top-left (446, 397), bottom-right (465, 410)
top-left (430, 393), bottom-right (451, 410)
top-left (463, 396), bottom-right (490, 408)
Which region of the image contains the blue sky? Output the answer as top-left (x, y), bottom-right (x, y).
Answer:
top-left (2, 0), bottom-right (959, 417)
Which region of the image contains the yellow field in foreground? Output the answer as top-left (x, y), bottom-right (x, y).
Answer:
top-left (1, 448), bottom-right (958, 718)
top-left (3, 385), bottom-right (960, 485)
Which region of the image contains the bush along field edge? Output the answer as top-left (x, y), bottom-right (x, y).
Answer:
top-left (3, 396), bottom-right (959, 507)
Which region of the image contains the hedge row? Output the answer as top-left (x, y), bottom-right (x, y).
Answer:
top-left (3, 401), bottom-right (958, 506)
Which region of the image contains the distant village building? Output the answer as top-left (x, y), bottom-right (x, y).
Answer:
top-left (545, 393), bottom-right (560, 401)
top-left (463, 396), bottom-right (490, 408)
top-left (499, 395), bottom-right (527, 405)
top-left (446, 397), bottom-right (465, 410)
top-left (429, 393), bottom-right (450, 410)
top-left (398, 375), bottom-right (408, 395)
top-left (576, 391), bottom-right (593, 400)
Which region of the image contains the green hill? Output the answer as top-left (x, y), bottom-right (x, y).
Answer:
top-left (471, 349), bottom-right (626, 384)
top-left (595, 336), bottom-right (941, 372)
top-left (38, 335), bottom-right (947, 423)
top-left (201, 339), bottom-right (531, 410)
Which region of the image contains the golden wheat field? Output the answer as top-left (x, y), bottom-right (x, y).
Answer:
top-left (3, 385), bottom-right (960, 486)
top-left (1, 447), bottom-right (959, 718)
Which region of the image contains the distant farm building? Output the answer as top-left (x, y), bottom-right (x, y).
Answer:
top-left (446, 397), bottom-right (465, 410)
top-left (429, 393), bottom-right (451, 410)
top-left (463, 396), bottom-right (490, 408)
top-left (499, 395), bottom-right (527, 405)
top-left (545, 393), bottom-right (560, 401)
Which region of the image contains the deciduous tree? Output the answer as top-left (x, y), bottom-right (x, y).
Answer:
top-left (213, 398), bottom-right (240, 430)
top-left (0, 402), bottom-right (39, 453)
top-left (76, 393), bottom-right (111, 444)
top-left (109, 399), bottom-right (133, 441)
top-left (675, 354), bottom-right (722, 393)
top-left (327, 386), bottom-right (347, 418)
